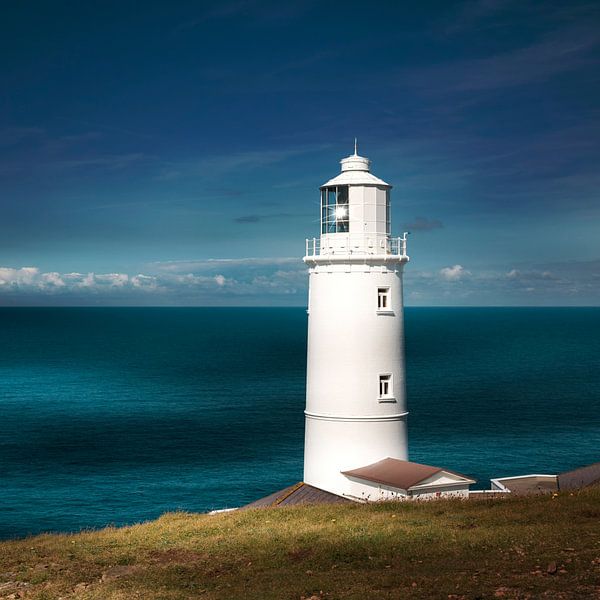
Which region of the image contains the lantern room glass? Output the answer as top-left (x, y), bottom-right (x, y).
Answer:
top-left (321, 185), bottom-right (349, 234)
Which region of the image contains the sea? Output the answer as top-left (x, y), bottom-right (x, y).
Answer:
top-left (1, 307), bottom-right (599, 540)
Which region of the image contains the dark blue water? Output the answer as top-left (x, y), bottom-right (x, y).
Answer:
top-left (0, 307), bottom-right (598, 539)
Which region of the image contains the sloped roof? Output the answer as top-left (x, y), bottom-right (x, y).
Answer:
top-left (558, 462), bottom-right (600, 490)
top-left (242, 482), bottom-right (352, 509)
top-left (342, 457), bottom-right (475, 490)
top-left (321, 170), bottom-right (390, 188)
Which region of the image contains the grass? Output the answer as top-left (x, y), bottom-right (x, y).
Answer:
top-left (1, 488), bottom-right (599, 599)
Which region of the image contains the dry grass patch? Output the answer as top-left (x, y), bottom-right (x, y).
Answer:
top-left (0, 488), bottom-right (599, 599)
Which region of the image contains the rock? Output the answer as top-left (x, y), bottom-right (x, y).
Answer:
top-left (547, 561), bottom-right (558, 575)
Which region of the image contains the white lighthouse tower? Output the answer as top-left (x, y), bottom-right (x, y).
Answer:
top-left (303, 143), bottom-right (410, 498)
top-left (243, 144), bottom-right (476, 509)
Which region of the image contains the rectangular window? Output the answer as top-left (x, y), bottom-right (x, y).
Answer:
top-left (378, 287), bottom-right (390, 310)
top-left (379, 374), bottom-right (392, 398)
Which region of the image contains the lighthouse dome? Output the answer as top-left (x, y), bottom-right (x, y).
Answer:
top-left (321, 152), bottom-right (391, 188)
top-left (321, 140), bottom-right (390, 188)
top-left (340, 153), bottom-right (371, 172)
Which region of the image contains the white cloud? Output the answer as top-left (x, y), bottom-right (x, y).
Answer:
top-left (0, 266), bottom-right (40, 286)
top-left (404, 25), bottom-right (600, 94)
top-left (153, 257), bottom-right (299, 273)
top-left (2, 257), bottom-right (597, 306)
top-left (0, 267), bottom-right (138, 294)
top-left (95, 273), bottom-right (129, 287)
top-left (131, 274), bottom-right (158, 289)
top-left (39, 272), bottom-right (65, 288)
top-left (439, 264), bottom-right (471, 281)
top-left (506, 268), bottom-right (559, 281)
top-left (154, 145), bottom-right (326, 181)
top-left (0, 259), bottom-right (306, 301)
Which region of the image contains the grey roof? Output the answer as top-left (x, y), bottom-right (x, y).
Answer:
top-left (558, 462), bottom-right (600, 490)
top-left (242, 482), bottom-right (352, 509)
top-left (494, 475), bottom-right (558, 494)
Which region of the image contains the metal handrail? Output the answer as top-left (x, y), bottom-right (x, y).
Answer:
top-left (305, 233), bottom-right (408, 258)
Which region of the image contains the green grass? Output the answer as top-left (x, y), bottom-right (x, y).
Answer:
top-left (1, 489), bottom-right (599, 599)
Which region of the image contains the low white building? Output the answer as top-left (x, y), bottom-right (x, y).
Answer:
top-left (342, 457), bottom-right (476, 501)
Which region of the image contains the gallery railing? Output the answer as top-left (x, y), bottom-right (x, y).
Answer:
top-left (305, 234), bottom-right (408, 258)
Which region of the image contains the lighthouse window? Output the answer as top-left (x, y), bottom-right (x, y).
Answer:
top-left (379, 374), bottom-right (392, 398)
top-left (321, 185), bottom-right (349, 234)
top-left (377, 287), bottom-right (390, 310)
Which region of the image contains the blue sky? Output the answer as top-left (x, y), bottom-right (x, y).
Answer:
top-left (1, 0), bottom-right (599, 306)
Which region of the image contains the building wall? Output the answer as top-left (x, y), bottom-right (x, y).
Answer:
top-left (304, 417), bottom-right (409, 497)
top-left (304, 263), bottom-right (408, 496)
top-left (410, 487), bottom-right (470, 500)
top-left (343, 476), bottom-right (471, 502)
top-left (348, 185), bottom-right (388, 237)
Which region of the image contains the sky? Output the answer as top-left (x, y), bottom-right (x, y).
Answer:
top-left (1, 0), bottom-right (599, 306)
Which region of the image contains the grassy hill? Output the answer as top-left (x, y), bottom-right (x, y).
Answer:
top-left (1, 488), bottom-right (599, 599)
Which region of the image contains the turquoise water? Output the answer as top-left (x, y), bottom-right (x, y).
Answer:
top-left (0, 307), bottom-right (598, 539)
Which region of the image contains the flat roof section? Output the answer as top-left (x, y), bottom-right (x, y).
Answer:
top-left (492, 475), bottom-right (558, 494)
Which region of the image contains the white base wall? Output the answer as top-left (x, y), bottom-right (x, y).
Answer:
top-left (304, 415), bottom-right (408, 497)
top-left (343, 478), bottom-right (471, 502)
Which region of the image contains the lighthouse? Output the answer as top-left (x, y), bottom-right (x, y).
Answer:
top-left (302, 144), bottom-right (410, 498)
top-left (243, 145), bottom-right (476, 508)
